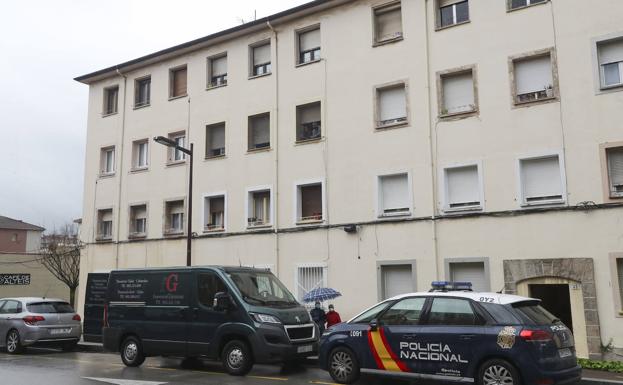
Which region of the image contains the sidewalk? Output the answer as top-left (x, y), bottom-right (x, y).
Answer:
top-left (77, 340), bottom-right (104, 353)
top-left (580, 369), bottom-right (623, 385)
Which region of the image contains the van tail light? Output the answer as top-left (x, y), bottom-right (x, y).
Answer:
top-left (520, 329), bottom-right (552, 342)
top-left (103, 304), bottom-right (109, 328)
top-left (23, 315), bottom-right (45, 325)
top-left (72, 314), bottom-right (81, 322)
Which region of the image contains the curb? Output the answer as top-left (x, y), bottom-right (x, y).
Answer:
top-left (76, 342), bottom-right (105, 353)
top-left (581, 378), bottom-right (623, 385)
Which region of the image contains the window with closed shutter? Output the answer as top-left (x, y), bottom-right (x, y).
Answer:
top-left (381, 265), bottom-right (413, 299)
top-left (520, 156), bottom-right (563, 204)
top-left (98, 209), bottom-right (113, 239)
top-left (299, 184), bottom-right (323, 221)
top-left (209, 55), bottom-right (227, 87)
top-left (514, 55), bottom-right (553, 103)
top-left (205, 196), bottom-right (225, 230)
top-left (298, 28), bottom-right (321, 64)
top-left (598, 39), bottom-right (623, 88)
top-left (170, 67), bottom-right (187, 98)
top-left (103, 87), bottom-right (118, 115)
top-left (617, 258), bottom-right (623, 308)
top-left (449, 262), bottom-right (487, 292)
top-left (252, 44), bottom-right (271, 76)
top-left (249, 191), bottom-right (270, 226)
top-left (380, 173), bottom-right (410, 215)
top-left (377, 84), bottom-right (407, 126)
top-left (206, 123), bottom-right (225, 158)
top-left (296, 102), bottom-right (321, 142)
top-left (607, 147), bottom-right (623, 196)
top-left (248, 113), bottom-right (270, 150)
top-left (446, 165), bottom-right (480, 209)
top-left (130, 205), bottom-right (147, 235)
top-left (374, 3), bottom-right (402, 43)
top-left (166, 200), bottom-right (184, 233)
top-left (442, 71), bottom-right (475, 115)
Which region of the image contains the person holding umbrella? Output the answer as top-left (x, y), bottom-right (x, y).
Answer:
top-left (326, 304), bottom-right (342, 328)
top-left (310, 301), bottom-right (327, 334)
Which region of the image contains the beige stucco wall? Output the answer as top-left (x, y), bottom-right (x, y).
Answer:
top-left (77, 0), bottom-right (623, 354)
top-left (0, 253), bottom-right (69, 301)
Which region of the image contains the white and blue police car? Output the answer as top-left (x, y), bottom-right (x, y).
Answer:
top-left (319, 281), bottom-right (581, 385)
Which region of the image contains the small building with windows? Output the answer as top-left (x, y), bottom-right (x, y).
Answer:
top-left (75, 0), bottom-right (623, 359)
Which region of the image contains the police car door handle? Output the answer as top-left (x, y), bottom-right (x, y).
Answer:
top-left (460, 334), bottom-right (476, 340)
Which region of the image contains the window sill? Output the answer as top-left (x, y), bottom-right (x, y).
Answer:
top-left (378, 211), bottom-right (411, 219)
top-left (99, 173), bottom-right (116, 179)
top-left (133, 103), bottom-right (150, 110)
top-left (608, 193), bottom-right (623, 199)
top-left (166, 160), bottom-right (187, 167)
top-left (296, 219), bottom-right (324, 226)
top-left (206, 84), bottom-right (227, 91)
top-left (375, 120), bottom-right (409, 131)
top-left (513, 95), bottom-right (558, 108)
top-left (247, 224), bottom-right (272, 230)
top-left (443, 205), bottom-right (483, 214)
top-left (295, 137), bottom-right (323, 145)
top-left (599, 83), bottom-right (623, 92)
top-left (520, 199), bottom-right (566, 208)
top-left (507, 1), bottom-right (549, 13)
top-left (101, 111), bottom-right (118, 118)
top-left (130, 167), bottom-right (149, 173)
top-left (249, 73), bottom-right (272, 80)
top-left (95, 237), bottom-right (113, 243)
top-left (247, 147), bottom-right (272, 154)
top-left (439, 109), bottom-right (478, 120)
top-left (164, 231), bottom-right (185, 237)
top-left (203, 228), bottom-right (225, 233)
top-left (205, 154), bottom-right (226, 161)
top-left (373, 36), bottom-right (404, 47)
top-left (435, 20), bottom-right (470, 32)
top-left (296, 59), bottom-right (321, 68)
top-left (128, 233), bottom-right (147, 240)
top-left (168, 94), bottom-right (188, 101)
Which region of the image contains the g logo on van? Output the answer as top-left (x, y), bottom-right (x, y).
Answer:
top-left (165, 273), bottom-right (179, 293)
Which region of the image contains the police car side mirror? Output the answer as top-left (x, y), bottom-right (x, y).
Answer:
top-left (369, 319), bottom-right (379, 331)
top-left (214, 292), bottom-right (232, 311)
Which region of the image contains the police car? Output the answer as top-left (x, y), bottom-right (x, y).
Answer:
top-left (319, 282), bottom-right (581, 385)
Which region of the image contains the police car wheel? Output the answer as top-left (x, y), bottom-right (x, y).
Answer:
top-left (222, 340), bottom-right (253, 376)
top-left (478, 359), bottom-right (520, 385)
top-left (328, 347), bottom-right (360, 384)
top-left (121, 336), bottom-right (146, 367)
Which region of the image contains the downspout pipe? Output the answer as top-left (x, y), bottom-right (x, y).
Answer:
top-left (114, 68), bottom-right (127, 269)
top-left (267, 20), bottom-right (280, 277)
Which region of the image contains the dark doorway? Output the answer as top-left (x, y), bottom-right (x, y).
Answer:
top-left (529, 284), bottom-right (573, 331)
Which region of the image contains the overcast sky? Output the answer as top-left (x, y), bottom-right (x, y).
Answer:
top-left (0, 0), bottom-right (308, 232)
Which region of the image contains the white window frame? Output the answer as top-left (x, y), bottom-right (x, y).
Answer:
top-left (507, 0), bottom-right (548, 11)
top-left (164, 199), bottom-right (186, 235)
top-left (102, 85), bottom-right (119, 116)
top-left (202, 191), bottom-right (227, 232)
top-left (128, 203), bottom-right (148, 238)
top-left (293, 178), bottom-right (326, 225)
top-left (516, 151), bottom-right (567, 207)
top-left (167, 131), bottom-right (186, 163)
top-left (100, 146), bottom-right (115, 176)
top-left (440, 161), bottom-right (484, 213)
top-left (245, 185), bottom-right (274, 229)
top-left (592, 33), bottom-right (623, 93)
top-left (294, 263), bottom-right (328, 303)
top-left (96, 208), bottom-right (113, 241)
top-left (132, 139), bottom-right (149, 170)
top-left (134, 75), bottom-right (151, 108)
top-left (376, 171), bottom-right (413, 218)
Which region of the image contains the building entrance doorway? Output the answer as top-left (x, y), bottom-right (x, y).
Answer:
top-left (529, 283), bottom-right (573, 331)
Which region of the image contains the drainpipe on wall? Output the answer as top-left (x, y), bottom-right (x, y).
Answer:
top-left (267, 20), bottom-right (281, 277)
top-left (114, 68), bottom-right (128, 269)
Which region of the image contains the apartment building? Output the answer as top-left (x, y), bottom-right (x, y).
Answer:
top-left (75, 0), bottom-right (623, 359)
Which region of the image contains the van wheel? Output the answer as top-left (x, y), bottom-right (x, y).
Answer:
top-left (328, 347), bottom-right (360, 384)
top-left (6, 330), bottom-right (23, 354)
top-left (120, 336), bottom-right (145, 367)
top-left (222, 340), bottom-right (253, 376)
top-left (478, 359), bottom-right (520, 385)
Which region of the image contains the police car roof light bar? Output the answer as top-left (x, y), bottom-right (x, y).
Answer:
top-left (430, 281), bottom-right (473, 292)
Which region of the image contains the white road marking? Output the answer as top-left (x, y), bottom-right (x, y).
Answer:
top-left (83, 378), bottom-right (167, 385)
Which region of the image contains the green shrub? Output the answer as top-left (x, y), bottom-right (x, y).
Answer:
top-left (578, 358), bottom-right (623, 373)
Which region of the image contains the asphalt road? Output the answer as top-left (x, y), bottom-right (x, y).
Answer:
top-left (0, 348), bottom-right (408, 385)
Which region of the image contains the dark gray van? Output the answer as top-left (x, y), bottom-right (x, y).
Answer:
top-left (103, 266), bottom-right (318, 375)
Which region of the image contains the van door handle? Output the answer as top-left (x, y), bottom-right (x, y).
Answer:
top-left (460, 334), bottom-right (476, 340)
top-left (403, 334), bottom-right (418, 340)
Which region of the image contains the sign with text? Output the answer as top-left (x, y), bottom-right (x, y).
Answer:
top-left (0, 274), bottom-right (31, 285)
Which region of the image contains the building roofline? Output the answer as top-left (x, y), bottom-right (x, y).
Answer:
top-left (0, 215), bottom-right (45, 232)
top-left (74, 0), bottom-right (344, 84)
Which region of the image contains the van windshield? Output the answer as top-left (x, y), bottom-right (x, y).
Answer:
top-left (228, 271), bottom-right (299, 308)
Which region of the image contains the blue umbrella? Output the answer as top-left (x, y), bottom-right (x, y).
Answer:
top-left (303, 287), bottom-right (342, 303)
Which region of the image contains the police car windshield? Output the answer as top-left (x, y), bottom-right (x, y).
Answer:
top-left (228, 271), bottom-right (298, 307)
top-left (511, 301), bottom-right (560, 325)
top-left (350, 301), bottom-right (391, 324)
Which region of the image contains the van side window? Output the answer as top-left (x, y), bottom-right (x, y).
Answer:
top-left (198, 273), bottom-right (228, 308)
top-left (427, 298), bottom-right (482, 326)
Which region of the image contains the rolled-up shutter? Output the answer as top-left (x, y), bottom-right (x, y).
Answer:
top-left (607, 148), bottom-right (623, 188)
top-left (521, 156), bottom-right (562, 200)
top-left (515, 55), bottom-right (552, 94)
top-left (450, 262), bottom-right (486, 292)
top-left (379, 86), bottom-right (406, 121)
top-left (598, 40), bottom-right (623, 64)
top-left (381, 174), bottom-right (409, 211)
top-left (447, 166), bottom-right (479, 206)
top-left (253, 44), bottom-right (271, 65)
top-left (382, 265), bottom-right (413, 299)
top-left (375, 5), bottom-right (402, 41)
top-left (101, 210), bottom-right (112, 222)
top-left (172, 67), bottom-right (187, 96)
top-left (251, 114), bottom-right (270, 147)
top-left (209, 124), bottom-right (225, 151)
top-left (443, 72), bottom-right (474, 114)
top-left (300, 28), bottom-right (320, 51)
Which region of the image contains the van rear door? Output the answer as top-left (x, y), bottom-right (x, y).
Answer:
top-left (84, 273), bottom-right (109, 342)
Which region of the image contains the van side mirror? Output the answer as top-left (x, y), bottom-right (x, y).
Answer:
top-left (369, 319), bottom-right (379, 331)
top-left (214, 292), bottom-right (232, 311)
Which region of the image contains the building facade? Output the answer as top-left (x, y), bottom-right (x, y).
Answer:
top-left (76, 0), bottom-right (623, 359)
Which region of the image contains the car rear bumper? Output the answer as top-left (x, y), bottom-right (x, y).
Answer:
top-left (22, 325), bottom-right (82, 346)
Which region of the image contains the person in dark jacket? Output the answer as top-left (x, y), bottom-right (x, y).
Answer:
top-left (310, 301), bottom-right (327, 334)
top-left (326, 304), bottom-right (342, 328)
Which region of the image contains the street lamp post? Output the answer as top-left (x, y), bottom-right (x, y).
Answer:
top-left (154, 136), bottom-right (193, 267)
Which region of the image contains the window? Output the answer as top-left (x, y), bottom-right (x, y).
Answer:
top-left (376, 83), bottom-right (407, 128)
top-left (296, 102), bottom-right (321, 142)
top-left (248, 190), bottom-right (271, 227)
top-left (198, 273), bottom-right (228, 308)
top-left (428, 298), bottom-right (481, 326)
top-left (378, 173), bottom-right (410, 216)
top-left (351, 301), bottom-right (392, 324)
top-left (129, 204), bottom-right (147, 237)
top-left (134, 76), bottom-right (151, 107)
top-left (204, 195), bottom-right (225, 231)
top-left (374, 2), bottom-right (403, 44)
top-left (206, 123), bottom-right (225, 158)
top-left (597, 39), bottom-right (623, 89)
top-left (97, 209), bottom-right (113, 240)
top-left (168, 132), bottom-right (186, 162)
top-left (296, 265), bottom-right (326, 302)
top-left (449, 261), bottom-right (487, 292)
top-left (0, 300), bottom-right (21, 314)
top-left (298, 27), bottom-right (321, 65)
top-left (508, 0), bottom-right (546, 11)
top-left (165, 200), bottom-right (184, 234)
top-left (248, 113), bottom-right (270, 151)
top-left (437, 0), bottom-right (469, 29)
top-left (103, 86), bottom-right (118, 115)
top-left (297, 183), bottom-right (323, 223)
top-left (519, 155), bottom-right (564, 205)
top-left (208, 54), bottom-right (227, 87)
top-left (11, 233), bottom-right (17, 242)
top-left (617, 258), bottom-right (623, 309)
top-left (169, 66), bottom-right (187, 98)
top-left (511, 52), bottom-right (556, 104)
top-left (251, 43), bottom-right (271, 76)
top-left (380, 264), bottom-right (414, 299)
top-left (607, 147), bottom-right (623, 197)
top-left (380, 297), bottom-right (426, 326)
top-left (439, 69), bottom-right (476, 116)
top-left (100, 147), bottom-right (115, 175)
top-left (132, 140), bottom-right (148, 170)
top-left (443, 165), bottom-right (481, 211)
